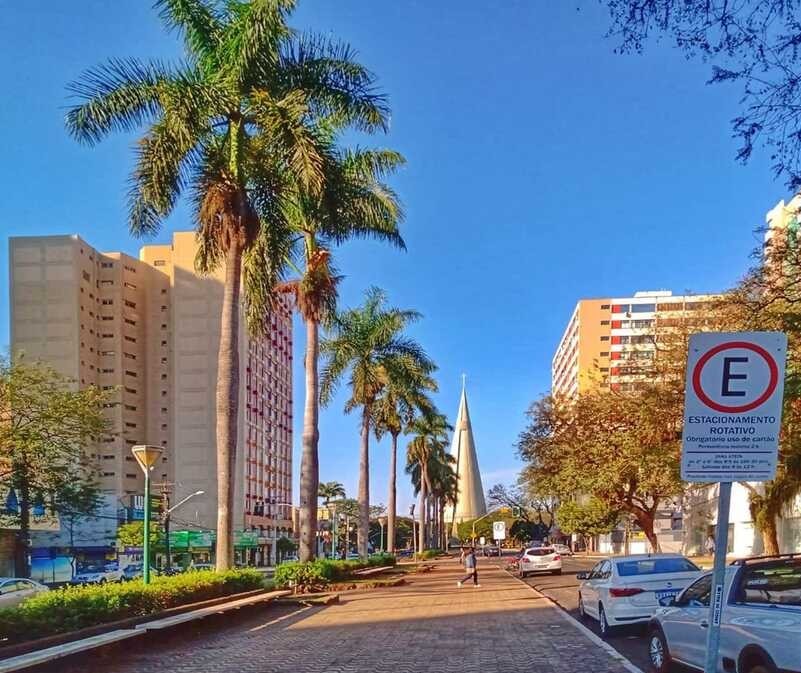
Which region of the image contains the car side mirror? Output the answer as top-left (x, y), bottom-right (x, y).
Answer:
top-left (576, 572), bottom-right (589, 580)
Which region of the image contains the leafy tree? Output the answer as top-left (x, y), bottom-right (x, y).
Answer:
top-left (1, 357), bottom-right (108, 576)
top-left (721, 224), bottom-right (801, 553)
top-left (518, 384), bottom-right (684, 552)
top-left (276, 535), bottom-right (297, 562)
top-left (555, 498), bottom-right (620, 551)
top-left (406, 412), bottom-right (453, 551)
top-left (116, 521), bottom-right (160, 548)
top-left (455, 511), bottom-right (514, 543)
top-left (373, 366), bottom-right (436, 553)
top-left (278, 141), bottom-right (405, 562)
top-left (318, 481), bottom-right (346, 505)
top-left (321, 288), bottom-right (434, 559)
top-left (603, 0), bottom-right (801, 188)
top-left (65, 0), bottom-right (389, 570)
top-left (487, 483), bottom-right (557, 535)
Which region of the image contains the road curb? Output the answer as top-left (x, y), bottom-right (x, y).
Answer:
top-left (502, 566), bottom-right (646, 673)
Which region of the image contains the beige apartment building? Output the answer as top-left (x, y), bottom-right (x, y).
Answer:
top-left (9, 232), bottom-right (293, 568)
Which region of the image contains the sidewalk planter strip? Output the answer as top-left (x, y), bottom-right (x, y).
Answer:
top-left (0, 569), bottom-right (264, 646)
top-left (273, 554), bottom-right (396, 589)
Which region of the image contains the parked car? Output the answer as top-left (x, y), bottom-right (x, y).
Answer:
top-left (0, 578), bottom-right (49, 608)
top-left (519, 546), bottom-right (562, 577)
top-left (121, 564), bottom-right (161, 581)
top-left (553, 543), bottom-right (573, 557)
top-left (648, 554), bottom-right (801, 673)
top-left (72, 562), bottom-right (125, 585)
top-left (577, 554), bottom-right (701, 637)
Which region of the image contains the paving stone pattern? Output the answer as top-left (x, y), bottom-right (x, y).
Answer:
top-left (44, 561), bottom-right (635, 673)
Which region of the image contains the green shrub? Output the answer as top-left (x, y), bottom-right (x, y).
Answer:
top-left (273, 554), bottom-right (396, 588)
top-left (0, 568), bottom-right (264, 645)
top-left (416, 549), bottom-right (440, 560)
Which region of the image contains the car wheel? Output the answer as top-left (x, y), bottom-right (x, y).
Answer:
top-left (578, 594), bottom-right (587, 620)
top-left (648, 627), bottom-right (671, 673)
top-left (551, 569), bottom-right (562, 575)
top-left (598, 605), bottom-right (616, 638)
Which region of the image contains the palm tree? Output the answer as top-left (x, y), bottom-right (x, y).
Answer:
top-left (278, 141), bottom-right (405, 561)
top-left (320, 288), bottom-right (432, 559)
top-left (318, 481), bottom-right (346, 505)
top-left (429, 451), bottom-right (458, 549)
top-left (373, 371), bottom-right (436, 553)
top-left (405, 412), bottom-right (452, 552)
top-left (65, 0), bottom-right (389, 570)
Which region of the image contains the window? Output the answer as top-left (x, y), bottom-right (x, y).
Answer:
top-left (599, 351), bottom-right (609, 357)
top-left (126, 473), bottom-right (138, 479)
top-left (161, 324), bottom-right (167, 330)
top-left (102, 472), bottom-right (115, 478)
top-left (600, 320), bottom-right (610, 326)
top-left (101, 333), bottom-right (113, 338)
top-left (616, 558), bottom-right (699, 577)
top-left (589, 560), bottom-right (611, 580)
top-left (161, 340), bottom-right (167, 347)
top-left (124, 300), bottom-right (136, 309)
top-left (737, 560), bottom-right (801, 606)
top-left (161, 407), bottom-right (168, 413)
top-left (599, 367), bottom-right (609, 372)
top-left (124, 404), bottom-right (137, 411)
top-left (631, 303), bottom-right (656, 313)
top-left (101, 262), bottom-right (113, 269)
top-left (101, 368), bottom-right (114, 374)
top-left (161, 289), bottom-right (167, 295)
top-left (100, 280), bottom-right (113, 286)
top-left (154, 260), bottom-right (166, 267)
top-left (600, 336), bottom-right (610, 342)
top-left (125, 370), bottom-right (137, 378)
top-left (102, 299), bottom-right (113, 306)
top-left (125, 422), bottom-right (136, 428)
top-left (161, 305), bottom-right (167, 311)
top-left (100, 350), bottom-right (115, 356)
top-left (123, 352), bottom-right (136, 360)
top-left (124, 336), bottom-right (136, 343)
top-left (124, 282), bottom-right (136, 290)
top-left (677, 575), bottom-right (712, 607)
top-left (101, 315), bottom-right (113, 321)
top-left (82, 271), bottom-right (91, 282)
top-left (600, 304), bottom-right (610, 310)
top-left (124, 265), bottom-right (136, 273)
top-left (124, 318), bottom-right (136, 326)
top-left (102, 455), bottom-right (114, 460)
top-left (125, 387), bottom-right (137, 394)
top-left (611, 304), bottom-right (626, 313)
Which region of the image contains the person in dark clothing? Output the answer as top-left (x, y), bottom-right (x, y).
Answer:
top-left (457, 547), bottom-right (480, 587)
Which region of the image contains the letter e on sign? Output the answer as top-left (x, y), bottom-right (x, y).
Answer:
top-left (681, 332), bottom-right (787, 482)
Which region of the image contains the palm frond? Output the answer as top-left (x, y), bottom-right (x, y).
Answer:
top-left (155, 0), bottom-right (223, 66)
top-left (66, 58), bottom-right (176, 144)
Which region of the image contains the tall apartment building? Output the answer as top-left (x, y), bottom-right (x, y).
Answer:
top-left (9, 232), bottom-right (292, 568)
top-left (552, 290), bottom-right (716, 398)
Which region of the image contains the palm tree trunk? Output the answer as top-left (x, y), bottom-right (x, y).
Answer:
top-left (215, 238), bottom-right (242, 571)
top-left (387, 432), bottom-right (398, 554)
top-left (418, 472), bottom-right (428, 552)
top-left (299, 317), bottom-right (320, 562)
top-left (358, 405), bottom-right (370, 559)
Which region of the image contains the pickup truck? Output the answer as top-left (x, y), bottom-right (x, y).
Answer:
top-left (648, 554), bottom-right (800, 673)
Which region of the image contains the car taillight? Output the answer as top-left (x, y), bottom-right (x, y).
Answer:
top-left (552, 555), bottom-right (561, 561)
top-left (609, 587), bottom-right (644, 598)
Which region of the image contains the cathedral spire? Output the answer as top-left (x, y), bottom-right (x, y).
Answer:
top-left (447, 380), bottom-right (486, 535)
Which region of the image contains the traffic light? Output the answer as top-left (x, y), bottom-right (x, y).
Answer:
top-left (512, 506), bottom-right (521, 518)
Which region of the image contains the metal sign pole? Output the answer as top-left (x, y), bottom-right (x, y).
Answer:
top-left (703, 481), bottom-right (732, 673)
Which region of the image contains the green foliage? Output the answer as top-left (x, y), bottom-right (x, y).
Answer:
top-left (556, 499), bottom-right (620, 538)
top-left (115, 521), bottom-right (160, 548)
top-left (273, 554), bottom-right (396, 588)
top-left (318, 481), bottom-right (346, 503)
top-left (415, 549), bottom-right (440, 560)
top-left (0, 569), bottom-right (264, 645)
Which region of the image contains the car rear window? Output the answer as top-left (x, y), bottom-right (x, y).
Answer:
top-left (527, 548), bottom-right (554, 556)
top-left (616, 558), bottom-right (700, 576)
top-left (739, 561), bottom-right (801, 606)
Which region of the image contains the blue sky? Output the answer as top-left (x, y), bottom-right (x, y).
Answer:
top-left (0, 2), bottom-right (786, 514)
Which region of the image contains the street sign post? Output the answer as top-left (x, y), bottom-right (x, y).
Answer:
top-left (681, 332), bottom-right (786, 673)
top-left (493, 521), bottom-right (506, 541)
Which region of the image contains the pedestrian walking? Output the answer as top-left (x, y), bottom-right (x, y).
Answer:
top-left (458, 545), bottom-right (466, 566)
top-left (705, 534), bottom-right (716, 555)
top-left (457, 546), bottom-right (480, 588)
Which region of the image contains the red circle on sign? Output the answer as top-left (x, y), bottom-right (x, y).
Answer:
top-left (691, 341), bottom-right (779, 413)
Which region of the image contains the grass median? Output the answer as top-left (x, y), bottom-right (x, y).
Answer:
top-left (0, 568), bottom-right (266, 646)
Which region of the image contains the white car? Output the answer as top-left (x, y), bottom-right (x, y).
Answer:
top-left (72, 562), bottom-right (124, 585)
top-left (553, 544), bottom-right (573, 557)
top-left (0, 578), bottom-right (49, 608)
top-left (577, 554), bottom-right (701, 637)
top-left (519, 546), bottom-right (562, 577)
top-left (648, 555), bottom-right (801, 673)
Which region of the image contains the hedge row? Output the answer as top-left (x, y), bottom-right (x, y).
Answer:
top-left (274, 553), bottom-right (396, 588)
top-left (0, 568), bottom-right (265, 645)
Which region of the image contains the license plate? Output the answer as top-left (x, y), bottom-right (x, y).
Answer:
top-left (655, 590), bottom-right (679, 603)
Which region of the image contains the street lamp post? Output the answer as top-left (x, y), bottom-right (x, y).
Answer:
top-left (163, 490), bottom-right (204, 573)
top-left (132, 445), bottom-right (164, 585)
top-left (378, 517), bottom-right (386, 553)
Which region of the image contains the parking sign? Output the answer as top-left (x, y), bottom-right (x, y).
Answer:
top-left (492, 521), bottom-right (506, 540)
top-left (682, 332), bottom-right (786, 482)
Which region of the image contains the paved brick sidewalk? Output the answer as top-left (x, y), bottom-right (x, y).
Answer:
top-left (43, 560), bottom-right (638, 673)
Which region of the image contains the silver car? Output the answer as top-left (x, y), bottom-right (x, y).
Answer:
top-left (0, 578), bottom-right (49, 608)
top-left (648, 555), bottom-right (801, 673)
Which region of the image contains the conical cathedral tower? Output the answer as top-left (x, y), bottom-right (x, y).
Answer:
top-left (446, 380), bottom-right (486, 535)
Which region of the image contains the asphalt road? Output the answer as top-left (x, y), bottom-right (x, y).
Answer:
top-left (515, 555), bottom-right (653, 673)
